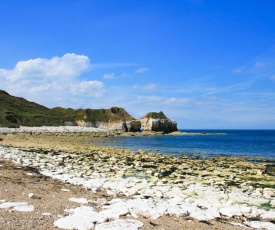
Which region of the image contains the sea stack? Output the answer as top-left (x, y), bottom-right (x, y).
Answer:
top-left (139, 111), bottom-right (177, 133)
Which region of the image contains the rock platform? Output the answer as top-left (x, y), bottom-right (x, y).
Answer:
top-left (0, 128), bottom-right (275, 229)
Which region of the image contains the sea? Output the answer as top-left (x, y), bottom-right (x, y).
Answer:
top-left (95, 130), bottom-right (275, 161)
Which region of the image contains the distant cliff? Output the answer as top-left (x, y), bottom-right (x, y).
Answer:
top-left (0, 90), bottom-right (177, 133)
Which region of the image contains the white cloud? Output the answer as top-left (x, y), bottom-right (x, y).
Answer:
top-left (233, 66), bottom-right (245, 74)
top-left (91, 62), bottom-right (136, 69)
top-left (0, 53), bottom-right (105, 107)
top-left (1, 53), bottom-right (90, 81)
top-left (142, 83), bottom-right (156, 91)
top-left (103, 72), bottom-right (115, 79)
top-left (70, 80), bottom-right (104, 97)
top-left (133, 83), bottom-right (157, 91)
top-left (255, 61), bottom-right (264, 68)
top-left (134, 67), bottom-right (149, 74)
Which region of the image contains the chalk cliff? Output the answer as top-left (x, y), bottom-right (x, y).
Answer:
top-left (0, 90), bottom-right (177, 133)
top-left (139, 112), bottom-right (177, 133)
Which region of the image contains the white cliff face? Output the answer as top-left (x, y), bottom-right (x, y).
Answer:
top-left (139, 117), bottom-right (177, 133)
top-left (64, 120), bottom-right (141, 132)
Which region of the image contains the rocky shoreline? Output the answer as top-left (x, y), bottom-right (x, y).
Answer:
top-left (0, 128), bottom-right (275, 229)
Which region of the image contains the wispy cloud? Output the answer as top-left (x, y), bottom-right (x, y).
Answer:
top-left (134, 67), bottom-right (149, 74)
top-left (91, 62), bottom-right (136, 69)
top-left (254, 61), bottom-right (265, 68)
top-left (203, 81), bottom-right (254, 96)
top-left (134, 83), bottom-right (157, 91)
top-left (103, 72), bottom-right (115, 79)
top-left (233, 66), bottom-right (245, 74)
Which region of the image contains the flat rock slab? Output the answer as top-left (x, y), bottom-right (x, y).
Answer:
top-left (69, 197), bottom-right (89, 204)
top-left (95, 219), bottom-right (144, 230)
top-left (244, 221), bottom-right (275, 230)
top-left (0, 201), bottom-right (34, 212)
top-left (54, 206), bottom-right (108, 230)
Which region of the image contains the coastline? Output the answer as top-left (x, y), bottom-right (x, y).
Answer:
top-left (0, 127), bottom-right (275, 229)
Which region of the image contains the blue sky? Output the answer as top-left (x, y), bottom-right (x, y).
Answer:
top-left (1, 0), bottom-right (275, 129)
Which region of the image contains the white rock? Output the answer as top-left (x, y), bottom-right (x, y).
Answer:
top-left (239, 205), bottom-right (252, 215)
top-left (261, 211), bottom-right (275, 221)
top-left (42, 212), bottom-right (52, 216)
top-left (189, 208), bottom-right (219, 222)
top-left (28, 193), bottom-right (40, 199)
top-left (185, 197), bottom-right (196, 204)
top-left (13, 205), bottom-right (35, 212)
top-left (101, 200), bottom-right (129, 219)
top-left (69, 197), bottom-right (89, 204)
top-left (166, 206), bottom-right (186, 217)
top-left (95, 219), bottom-right (144, 230)
top-left (244, 221), bottom-right (275, 230)
top-left (0, 202), bottom-right (27, 209)
top-left (54, 206), bottom-right (108, 230)
top-left (270, 200), bottom-right (275, 208)
top-left (230, 222), bottom-right (246, 227)
top-left (54, 215), bottom-right (95, 230)
top-left (219, 206), bottom-right (242, 218)
top-left (0, 202), bottom-right (34, 212)
top-left (96, 198), bottom-right (108, 205)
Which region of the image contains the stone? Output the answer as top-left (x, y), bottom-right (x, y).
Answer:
top-left (1, 142), bottom-right (274, 227)
top-left (219, 206), bottom-right (243, 218)
top-left (270, 200), bottom-right (275, 208)
top-left (244, 221), bottom-right (275, 229)
top-left (261, 211), bottom-right (275, 221)
top-left (54, 206), bottom-right (108, 230)
top-left (95, 219), bottom-right (144, 230)
top-left (28, 193), bottom-right (41, 199)
top-left (190, 209), bottom-right (218, 222)
top-left (54, 215), bottom-right (95, 230)
top-left (100, 200), bottom-right (129, 219)
top-left (69, 197), bottom-right (89, 204)
top-left (96, 198), bottom-right (108, 205)
top-left (13, 204), bottom-right (35, 212)
top-left (0, 202), bottom-right (34, 212)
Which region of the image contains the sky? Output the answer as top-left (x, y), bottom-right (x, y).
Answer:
top-left (1, 0), bottom-right (275, 129)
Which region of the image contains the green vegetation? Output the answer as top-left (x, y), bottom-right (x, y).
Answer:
top-left (0, 90), bottom-right (134, 127)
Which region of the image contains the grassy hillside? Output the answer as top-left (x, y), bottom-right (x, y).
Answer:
top-left (0, 90), bottom-right (134, 127)
top-left (143, 111), bottom-right (168, 119)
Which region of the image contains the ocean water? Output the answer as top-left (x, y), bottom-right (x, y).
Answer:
top-left (95, 130), bottom-right (275, 160)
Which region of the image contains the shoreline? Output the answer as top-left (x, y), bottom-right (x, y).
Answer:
top-left (0, 129), bottom-right (275, 229)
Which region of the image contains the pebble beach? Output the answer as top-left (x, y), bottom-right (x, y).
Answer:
top-left (0, 127), bottom-right (275, 230)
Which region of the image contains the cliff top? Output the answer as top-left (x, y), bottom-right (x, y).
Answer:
top-left (143, 111), bottom-right (168, 119)
top-left (0, 89), bottom-right (134, 127)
